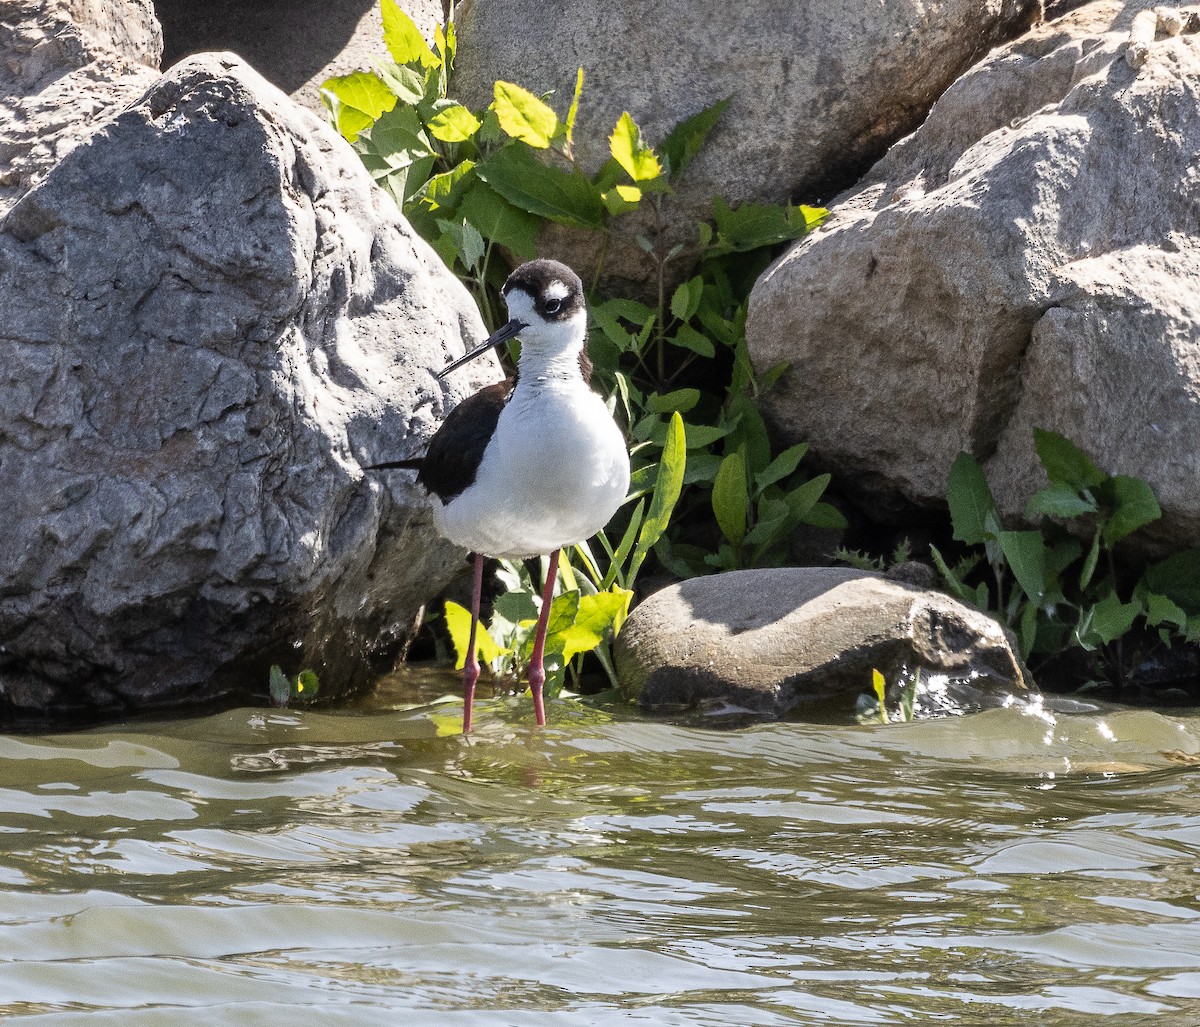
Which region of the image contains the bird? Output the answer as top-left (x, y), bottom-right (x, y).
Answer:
top-left (372, 259), bottom-right (631, 732)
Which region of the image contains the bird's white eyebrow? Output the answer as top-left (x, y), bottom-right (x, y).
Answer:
top-left (544, 281), bottom-right (569, 301)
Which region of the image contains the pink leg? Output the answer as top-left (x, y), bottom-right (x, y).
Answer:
top-left (526, 549), bottom-right (559, 727)
top-left (462, 552), bottom-right (485, 734)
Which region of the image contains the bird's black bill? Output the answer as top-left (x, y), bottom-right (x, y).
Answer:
top-left (436, 318), bottom-right (527, 379)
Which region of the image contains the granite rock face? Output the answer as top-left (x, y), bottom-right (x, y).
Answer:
top-left (614, 568), bottom-right (1030, 719)
top-left (0, 0), bottom-right (162, 217)
top-left (451, 0), bottom-right (1041, 293)
top-left (0, 52), bottom-right (498, 719)
top-left (747, 2), bottom-right (1200, 549)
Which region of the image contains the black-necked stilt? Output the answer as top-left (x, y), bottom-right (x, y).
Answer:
top-left (375, 259), bottom-right (631, 731)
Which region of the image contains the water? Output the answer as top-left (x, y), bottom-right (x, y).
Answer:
top-left (3, 672), bottom-right (1200, 1025)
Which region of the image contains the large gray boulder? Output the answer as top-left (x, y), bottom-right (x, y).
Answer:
top-left (0, 0), bottom-right (162, 217)
top-left (615, 567), bottom-right (1030, 719)
top-left (747, 2), bottom-right (1200, 549)
top-left (451, 0), bottom-right (1041, 293)
top-left (0, 52), bottom-right (497, 719)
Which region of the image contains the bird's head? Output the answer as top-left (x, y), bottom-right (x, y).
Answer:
top-left (437, 259), bottom-right (587, 380)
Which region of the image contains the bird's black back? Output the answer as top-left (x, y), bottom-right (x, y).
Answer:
top-left (417, 378), bottom-right (516, 503)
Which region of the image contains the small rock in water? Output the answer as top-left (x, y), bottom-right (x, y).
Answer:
top-left (615, 567), bottom-right (1032, 720)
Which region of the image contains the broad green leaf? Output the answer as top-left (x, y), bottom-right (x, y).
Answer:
top-left (997, 530), bottom-right (1047, 602)
top-left (367, 105), bottom-right (432, 168)
top-left (670, 277), bottom-right (704, 322)
top-left (476, 145), bottom-right (605, 228)
top-left (712, 451), bottom-right (748, 545)
top-left (946, 452), bottom-right (998, 546)
top-left (373, 60), bottom-right (425, 104)
top-left (493, 81), bottom-right (560, 148)
top-left (1143, 546), bottom-right (1200, 611)
top-left (294, 669), bottom-right (320, 698)
top-left (1100, 475), bottom-right (1161, 545)
top-left (1026, 482), bottom-right (1097, 521)
top-left (458, 181), bottom-right (540, 259)
top-left (1033, 428), bottom-right (1105, 490)
top-left (459, 219), bottom-right (485, 271)
top-left (1018, 600), bottom-right (1039, 660)
top-left (426, 102), bottom-right (481, 142)
top-left (601, 184), bottom-right (641, 215)
top-left (755, 443), bottom-right (809, 490)
top-left (321, 71), bottom-right (397, 141)
top-left (416, 159), bottom-right (475, 211)
top-left (609, 112), bottom-right (663, 184)
top-left (660, 97), bottom-right (730, 181)
top-left (803, 501), bottom-right (849, 530)
top-left (668, 324), bottom-right (716, 358)
top-left (1086, 591), bottom-right (1142, 645)
top-left (683, 452), bottom-right (723, 485)
top-left (1144, 590), bottom-right (1188, 631)
top-left (647, 388), bottom-right (700, 414)
top-left (444, 600), bottom-right (509, 668)
top-left (724, 394), bottom-right (771, 473)
top-left (382, 0), bottom-right (438, 67)
top-left (744, 495), bottom-right (791, 547)
top-left (707, 197), bottom-right (811, 254)
top-left (565, 67), bottom-right (584, 152)
top-left (629, 412), bottom-right (686, 581)
top-left (785, 473), bottom-right (831, 521)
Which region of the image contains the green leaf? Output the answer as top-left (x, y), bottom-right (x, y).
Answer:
top-left (1079, 527), bottom-right (1102, 590)
top-left (493, 81), bottom-right (560, 148)
top-left (785, 473), bottom-right (831, 522)
top-left (416, 159), bottom-right (475, 211)
top-left (373, 60), bottom-right (425, 104)
top-left (382, 0), bottom-right (438, 67)
top-left (660, 97), bottom-right (730, 181)
top-left (670, 277), bottom-right (704, 322)
top-left (602, 499), bottom-right (644, 589)
top-left (366, 104), bottom-right (433, 168)
top-left (628, 412), bottom-right (686, 581)
top-left (1016, 600), bottom-right (1039, 660)
top-left (668, 324), bottom-right (716, 358)
top-left (946, 452), bottom-right (998, 546)
top-left (1143, 547), bottom-right (1200, 612)
top-left (444, 600), bottom-right (510, 669)
top-left (321, 70), bottom-right (398, 141)
top-left (755, 443), bottom-right (809, 490)
top-left (707, 197), bottom-right (811, 254)
top-left (609, 112), bottom-right (663, 184)
top-left (997, 531), bottom-right (1047, 603)
top-left (804, 501), bottom-right (849, 530)
top-left (476, 145), bottom-right (605, 228)
top-left (1033, 428), bottom-right (1106, 490)
top-left (712, 451), bottom-right (748, 545)
top-left (1144, 590), bottom-right (1188, 631)
top-left (1087, 591), bottom-right (1142, 646)
top-left (930, 544), bottom-right (977, 606)
top-left (601, 183), bottom-right (641, 215)
top-left (459, 218), bottom-right (485, 271)
top-left (565, 67), bottom-right (584, 152)
top-left (268, 665), bottom-right (291, 706)
top-left (426, 102), bottom-right (481, 142)
top-left (1099, 475), bottom-right (1161, 545)
top-left (1026, 482), bottom-right (1098, 521)
top-left (294, 669), bottom-right (320, 699)
top-left (647, 388), bottom-right (701, 414)
top-left (458, 181), bottom-right (540, 259)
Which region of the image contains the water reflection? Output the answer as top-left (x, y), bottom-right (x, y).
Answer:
top-left (0, 678), bottom-right (1198, 1023)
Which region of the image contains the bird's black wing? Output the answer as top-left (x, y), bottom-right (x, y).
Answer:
top-left (417, 378), bottom-right (516, 503)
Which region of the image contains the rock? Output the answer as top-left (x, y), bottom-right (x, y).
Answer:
top-left (614, 567), bottom-right (1030, 719)
top-left (154, 0), bottom-right (444, 115)
top-left (0, 53), bottom-right (498, 720)
top-left (0, 0), bottom-right (162, 217)
top-left (451, 0), bottom-right (1041, 294)
top-left (747, 2), bottom-right (1200, 550)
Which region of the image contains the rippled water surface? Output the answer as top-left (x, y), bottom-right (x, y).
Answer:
top-left (4, 675), bottom-right (1200, 1024)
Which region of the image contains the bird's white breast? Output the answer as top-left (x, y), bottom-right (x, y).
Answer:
top-left (434, 380), bottom-right (631, 559)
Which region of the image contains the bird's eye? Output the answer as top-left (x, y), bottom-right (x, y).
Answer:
top-left (544, 297), bottom-right (562, 314)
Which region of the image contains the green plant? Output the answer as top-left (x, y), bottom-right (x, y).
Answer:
top-left (269, 665), bottom-right (320, 707)
top-left (932, 429), bottom-right (1200, 686)
top-left (323, 3), bottom-right (841, 689)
